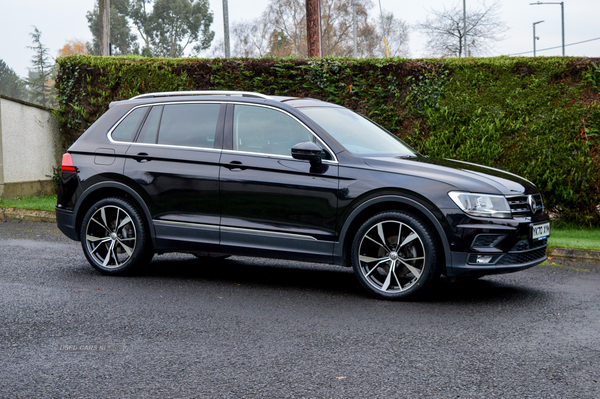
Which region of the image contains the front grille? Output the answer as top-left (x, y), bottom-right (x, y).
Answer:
top-left (496, 248), bottom-right (547, 265)
top-left (506, 194), bottom-right (544, 216)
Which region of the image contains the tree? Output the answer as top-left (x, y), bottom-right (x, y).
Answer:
top-left (87, 0), bottom-right (138, 55)
top-left (226, 0), bottom-right (409, 58)
top-left (0, 60), bottom-right (29, 101)
top-left (129, 0), bottom-right (214, 58)
top-left (58, 39), bottom-right (90, 57)
top-left (230, 19), bottom-right (271, 58)
top-left (26, 26), bottom-right (54, 107)
top-left (416, 0), bottom-right (507, 57)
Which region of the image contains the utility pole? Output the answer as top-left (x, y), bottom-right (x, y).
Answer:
top-left (377, 0), bottom-right (389, 57)
top-left (530, 2), bottom-right (564, 56)
top-left (463, 0), bottom-right (468, 57)
top-left (352, 0), bottom-right (357, 58)
top-left (306, 0), bottom-right (322, 57)
top-left (223, 0), bottom-right (230, 58)
top-left (533, 20), bottom-right (544, 56)
top-left (99, 0), bottom-right (110, 56)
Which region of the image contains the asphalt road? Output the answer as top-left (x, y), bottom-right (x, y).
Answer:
top-left (1, 219), bottom-right (599, 399)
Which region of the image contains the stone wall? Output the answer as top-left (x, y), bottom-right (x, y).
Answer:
top-left (0, 95), bottom-right (62, 198)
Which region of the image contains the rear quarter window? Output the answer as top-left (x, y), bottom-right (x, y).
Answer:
top-left (111, 107), bottom-right (149, 142)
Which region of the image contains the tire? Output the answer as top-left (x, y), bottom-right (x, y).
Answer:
top-left (351, 211), bottom-right (439, 300)
top-left (80, 197), bottom-right (153, 275)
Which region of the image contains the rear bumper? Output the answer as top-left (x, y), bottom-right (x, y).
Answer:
top-left (56, 207), bottom-right (78, 241)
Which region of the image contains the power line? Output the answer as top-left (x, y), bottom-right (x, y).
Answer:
top-left (509, 36), bottom-right (600, 56)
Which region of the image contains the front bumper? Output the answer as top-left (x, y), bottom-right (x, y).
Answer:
top-left (443, 209), bottom-right (549, 277)
top-left (449, 241), bottom-right (547, 277)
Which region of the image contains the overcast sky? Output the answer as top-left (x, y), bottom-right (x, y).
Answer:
top-left (1, 0), bottom-right (599, 79)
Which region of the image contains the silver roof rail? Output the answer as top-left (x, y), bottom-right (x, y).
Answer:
top-left (130, 91), bottom-right (272, 100)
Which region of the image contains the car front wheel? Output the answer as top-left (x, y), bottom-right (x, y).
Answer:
top-left (81, 197), bottom-right (153, 275)
top-left (351, 211), bottom-right (439, 299)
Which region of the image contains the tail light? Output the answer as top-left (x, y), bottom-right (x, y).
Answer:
top-left (61, 153), bottom-right (76, 173)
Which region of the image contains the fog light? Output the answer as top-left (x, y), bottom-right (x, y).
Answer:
top-left (476, 255), bottom-right (494, 264)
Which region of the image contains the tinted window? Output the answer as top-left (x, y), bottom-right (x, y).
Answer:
top-left (112, 107), bottom-right (148, 142)
top-left (299, 106), bottom-right (417, 157)
top-left (156, 104), bottom-right (220, 148)
top-left (136, 106), bottom-right (163, 144)
top-left (233, 105), bottom-right (313, 156)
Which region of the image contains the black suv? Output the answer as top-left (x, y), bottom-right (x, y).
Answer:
top-left (56, 91), bottom-right (550, 299)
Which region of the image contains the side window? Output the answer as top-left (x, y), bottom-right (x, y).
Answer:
top-left (156, 103), bottom-right (220, 148)
top-left (136, 106), bottom-right (163, 144)
top-left (111, 107), bottom-right (149, 142)
top-left (233, 105), bottom-right (313, 157)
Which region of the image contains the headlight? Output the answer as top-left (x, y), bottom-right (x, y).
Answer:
top-left (448, 192), bottom-right (512, 219)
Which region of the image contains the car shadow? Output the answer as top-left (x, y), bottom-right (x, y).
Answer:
top-left (126, 254), bottom-right (549, 305)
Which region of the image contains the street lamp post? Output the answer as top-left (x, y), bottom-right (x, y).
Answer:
top-left (463, 0), bottom-right (467, 57)
top-left (223, 0), bottom-right (230, 58)
top-left (353, 0), bottom-right (357, 58)
top-left (533, 20), bottom-right (544, 56)
top-left (530, 1), bottom-right (564, 56)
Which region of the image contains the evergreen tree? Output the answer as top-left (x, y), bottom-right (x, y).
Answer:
top-left (0, 60), bottom-right (29, 101)
top-left (87, 0), bottom-right (138, 55)
top-left (26, 26), bottom-right (55, 107)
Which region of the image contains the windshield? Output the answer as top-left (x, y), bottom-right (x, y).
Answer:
top-left (299, 106), bottom-right (418, 157)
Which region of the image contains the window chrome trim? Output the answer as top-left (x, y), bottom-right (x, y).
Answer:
top-left (106, 100), bottom-right (338, 163)
top-left (221, 149), bottom-right (338, 165)
top-left (126, 141), bottom-right (223, 153)
top-left (106, 101), bottom-right (223, 147)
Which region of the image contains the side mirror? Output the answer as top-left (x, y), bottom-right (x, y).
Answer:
top-left (291, 141), bottom-right (323, 167)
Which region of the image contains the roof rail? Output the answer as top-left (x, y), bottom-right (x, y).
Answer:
top-left (130, 91), bottom-right (272, 100)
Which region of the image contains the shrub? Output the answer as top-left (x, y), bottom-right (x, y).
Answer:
top-left (55, 55), bottom-right (600, 225)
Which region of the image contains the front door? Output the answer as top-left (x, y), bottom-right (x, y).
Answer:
top-left (219, 103), bottom-right (339, 263)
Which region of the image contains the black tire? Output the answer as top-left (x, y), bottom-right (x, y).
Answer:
top-left (351, 211), bottom-right (439, 300)
top-left (80, 197), bottom-right (153, 275)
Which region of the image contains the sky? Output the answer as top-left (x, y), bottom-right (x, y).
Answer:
top-left (1, 0), bottom-right (599, 79)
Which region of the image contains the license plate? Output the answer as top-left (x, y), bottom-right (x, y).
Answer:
top-left (531, 222), bottom-right (550, 240)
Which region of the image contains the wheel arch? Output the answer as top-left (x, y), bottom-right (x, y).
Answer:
top-left (73, 182), bottom-right (156, 247)
top-left (335, 195), bottom-right (451, 274)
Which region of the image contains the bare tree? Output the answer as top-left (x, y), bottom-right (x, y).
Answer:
top-left (416, 0), bottom-right (507, 57)
top-left (220, 0), bottom-right (409, 58)
top-left (231, 19), bottom-right (271, 57)
top-left (359, 11), bottom-right (410, 58)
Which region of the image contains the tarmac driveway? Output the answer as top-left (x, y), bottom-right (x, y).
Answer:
top-left (1, 219), bottom-right (599, 398)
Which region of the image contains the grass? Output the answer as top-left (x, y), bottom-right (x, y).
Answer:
top-left (548, 227), bottom-right (600, 251)
top-left (0, 195), bottom-right (57, 212)
top-left (1, 194), bottom-right (600, 251)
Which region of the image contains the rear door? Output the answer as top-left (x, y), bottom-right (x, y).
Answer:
top-left (122, 102), bottom-right (225, 251)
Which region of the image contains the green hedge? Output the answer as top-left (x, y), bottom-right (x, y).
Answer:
top-left (55, 55), bottom-right (600, 225)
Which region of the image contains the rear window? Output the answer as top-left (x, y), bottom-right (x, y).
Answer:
top-left (111, 107), bottom-right (149, 142)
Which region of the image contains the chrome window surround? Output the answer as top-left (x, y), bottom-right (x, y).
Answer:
top-left (106, 101), bottom-right (338, 163)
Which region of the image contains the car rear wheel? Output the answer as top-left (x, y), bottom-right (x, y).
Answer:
top-left (351, 211), bottom-right (439, 299)
top-left (81, 197), bottom-right (153, 275)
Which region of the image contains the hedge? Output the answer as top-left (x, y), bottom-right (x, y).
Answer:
top-left (55, 55), bottom-right (600, 225)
